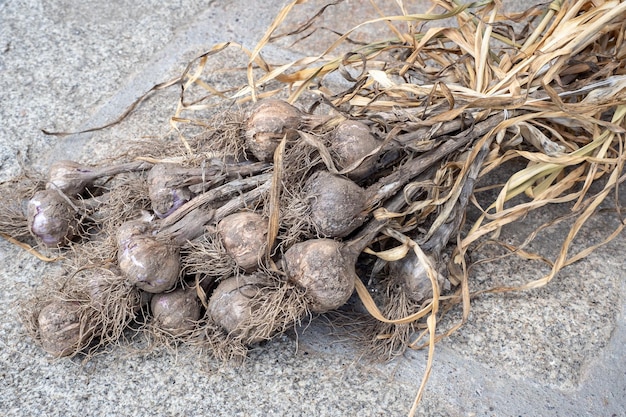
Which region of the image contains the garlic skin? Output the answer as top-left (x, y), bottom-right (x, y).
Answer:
top-left (244, 99), bottom-right (302, 162)
top-left (46, 160), bottom-right (96, 196)
top-left (147, 163), bottom-right (196, 219)
top-left (116, 217), bottom-right (154, 250)
top-left (37, 300), bottom-right (83, 358)
top-left (27, 189), bottom-right (78, 246)
top-left (330, 120), bottom-right (381, 180)
top-left (306, 171), bottom-right (366, 238)
top-left (117, 233), bottom-right (180, 294)
top-left (207, 273), bottom-right (271, 343)
top-left (390, 252), bottom-right (448, 303)
top-left (151, 287), bottom-right (201, 336)
top-left (284, 239), bottom-right (355, 313)
top-left (149, 186), bottom-right (191, 219)
top-left (218, 212), bottom-right (267, 271)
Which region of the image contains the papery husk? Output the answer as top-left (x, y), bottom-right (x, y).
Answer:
top-left (284, 238), bottom-right (358, 313)
top-left (207, 271), bottom-right (309, 346)
top-left (144, 286), bottom-right (202, 349)
top-left (328, 119), bottom-right (382, 181)
top-left (218, 211), bottom-right (268, 271)
top-left (118, 234), bottom-right (181, 293)
top-left (27, 189), bottom-right (82, 247)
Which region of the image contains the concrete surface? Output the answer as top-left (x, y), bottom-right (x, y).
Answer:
top-left (1, 1), bottom-right (624, 416)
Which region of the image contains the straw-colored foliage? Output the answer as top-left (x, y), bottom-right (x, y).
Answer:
top-left (166, 0), bottom-right (626, 412)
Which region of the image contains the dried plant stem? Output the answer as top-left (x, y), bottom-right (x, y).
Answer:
top-left (364, 113), bottom-right (505, 209)
top-left (159, 173), bottom-right (272, 229)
